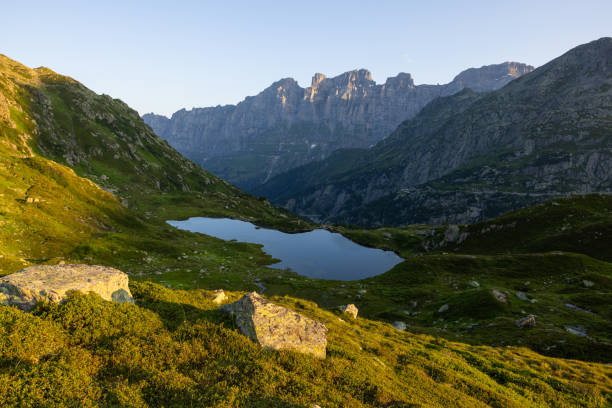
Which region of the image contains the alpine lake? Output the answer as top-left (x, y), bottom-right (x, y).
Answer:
top-left (168, 217), bottom-right (403, 280)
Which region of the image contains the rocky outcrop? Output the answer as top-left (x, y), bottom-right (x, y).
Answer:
top-left (339, 304), bottom-right (358, 319)
top-left (143, 63), bottom-right (532, 189)
top-left (221, 292), bottom-right (327, 358)
top-left (0, 264), bottom-right (134, 311)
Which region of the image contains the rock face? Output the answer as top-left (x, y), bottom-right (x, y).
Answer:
top-left (0, 264), bottom-right (134, 311)
top-left (221, 292), bottom-right (327, 358)
top-left (339, 304), bottom-right (358, 319)
top-left (257, 38), bottom-right (612, 227)
top-left (143, 63), bottom-right (532, 190)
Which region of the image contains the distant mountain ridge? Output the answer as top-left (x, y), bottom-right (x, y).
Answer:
top-left (256, 38), bottom-right (612, 227)
top-left (143, 62), bottom-right (533, 189)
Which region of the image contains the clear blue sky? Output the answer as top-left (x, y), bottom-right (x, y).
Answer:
top-left (3, 1), bottom-right (611, 116)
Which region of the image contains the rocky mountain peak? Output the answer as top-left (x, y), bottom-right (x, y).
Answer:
top-left (268, 77), bottom-right (299, 91)
top-left (450, 62), bottom-right (535, 92)
top-left (384, 72), bottom-right (415, 89)
top-left (335, 68), bottom-right (374, 87)
top-left (311, 72), bottom-right (326, 87)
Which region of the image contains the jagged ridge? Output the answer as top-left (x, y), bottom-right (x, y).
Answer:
top-left (143, 62), bottom-right (532, 189)
top-left (256, 38), bottom-right (612, 226)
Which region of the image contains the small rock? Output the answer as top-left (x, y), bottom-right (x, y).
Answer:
top-left (564, 303), bottom-right (593, 314)
top-left (516, 315), bottom-right (536, 328)
top-left (357, 289), bottom-right (367, 295)
top-left (211, 289), bottom-right (227, 304)
top-left (524, 281), bottom-right (530, 286)
top-left (392, 321), bottom-right (407, 331)
top-left (492, 289), bottom-right (507, 303)
top-left (221, 292), bottom-right (327, 358)
top-left (582, 280), bottom-right (594, 288)
top-left (564, 325), bottom-right (587, 337)
top-left (469, 281), bottom-right (480, 288)
top-left (516, 291), bottom-right (529, 301)
top-left (438, 304), bottom-right (449, 313)
top-left (339, 304), bottom-right (358, 319)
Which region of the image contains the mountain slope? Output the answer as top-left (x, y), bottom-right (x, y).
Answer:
top-left (0, 54), bottom-right (308, 274)
top-left (143, 62), bottom-right (532, 189)
top-left (1, 284), bottom-right (610, 407)
top-left (257, 37), bottom-right (612, 226)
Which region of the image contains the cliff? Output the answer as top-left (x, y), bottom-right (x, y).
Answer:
top-left (144, 62), bottom-right (533, 189)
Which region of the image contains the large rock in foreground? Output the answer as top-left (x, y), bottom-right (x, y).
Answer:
top-left (0, 264), bottom-right (134, 311)
top-left (221, 292), bottom-right (327, 358)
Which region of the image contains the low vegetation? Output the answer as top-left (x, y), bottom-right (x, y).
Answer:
top-left (0, 285), bottom-right (610, 407)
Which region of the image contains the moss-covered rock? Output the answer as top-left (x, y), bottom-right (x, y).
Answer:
top-left (221, 292), bottom-right (328, 358)
top-left (0, 264), bottom-right (133, 311)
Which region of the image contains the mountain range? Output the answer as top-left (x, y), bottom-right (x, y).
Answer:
top-left (143, 62), bottom-right (533, 189)
top-left (256, 37), bottom-right (612, 226)
top-left (1, 43), bottom-right (612, 406)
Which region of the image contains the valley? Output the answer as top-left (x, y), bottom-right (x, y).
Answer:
top-left (0, 37), bottom-right (611, 406)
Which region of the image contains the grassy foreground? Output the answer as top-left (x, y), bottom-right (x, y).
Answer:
top-left (0, 284), bottom-right (610, 407)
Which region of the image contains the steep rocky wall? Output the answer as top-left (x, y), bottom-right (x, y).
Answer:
top-left (144, 62), bottom-right (533, 188)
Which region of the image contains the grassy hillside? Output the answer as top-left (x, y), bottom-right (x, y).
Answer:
top-left (0, 54), bottom-right (310, 277)
top-left (0, 283), bottom-right (609, 407)
top-left (439, 194), bottom-right (612, 262)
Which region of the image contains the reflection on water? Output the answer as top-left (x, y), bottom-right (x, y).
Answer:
top-left (168, 217), bottom-right (403, 281)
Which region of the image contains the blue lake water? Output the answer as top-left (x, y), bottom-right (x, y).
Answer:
top-left (168, 217), bottom-right (403, 280)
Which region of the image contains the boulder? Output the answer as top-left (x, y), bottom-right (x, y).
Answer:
top-left (516, 315), bottom-right (536, 328)
top-left (582, 280), bottom-right (594, 288)
top-left (564, 325), bottom-right (587, 337)
top-left (392, 321), bottom-right (407, 331)
top-left (0, 264), bottom-right (133, 311)
top-left (339, 303), bottom-right (358, 319)
top-left (438, 304), bottom-right (449, 313)
top-left (211, 289), bottom-right (227, 304)
top-left (491, 289), bottom-right (507, 303)
top-left (515, 291), bottom-right (529, 301)
top-left (221, 292), bottom-right (327, 358)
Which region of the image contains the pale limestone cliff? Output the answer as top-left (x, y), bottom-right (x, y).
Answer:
top-left (144, 62), bottom-right (533, 189)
